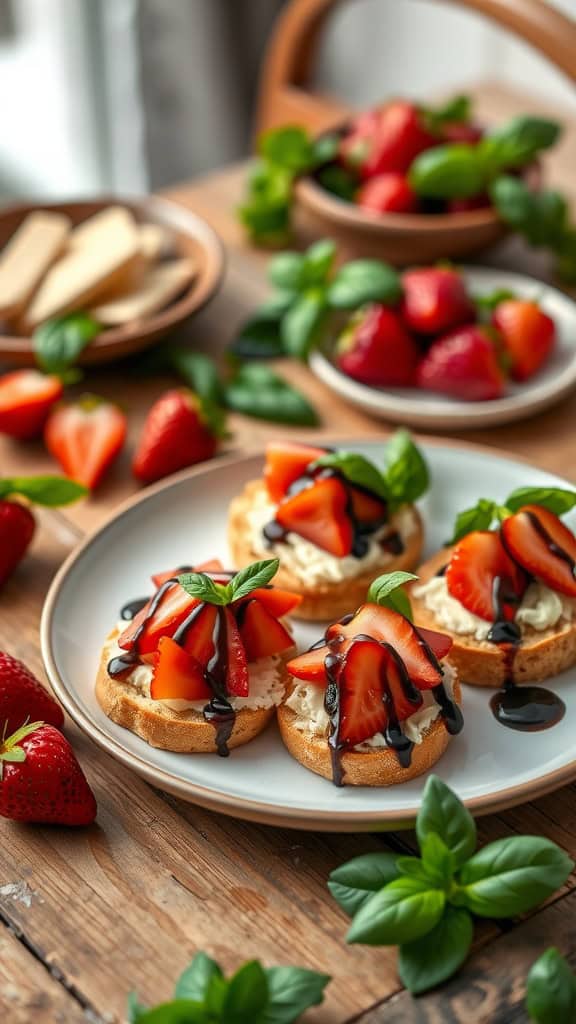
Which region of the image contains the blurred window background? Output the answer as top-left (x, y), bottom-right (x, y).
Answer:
top-left (0, 0), bottom-right (574, 201)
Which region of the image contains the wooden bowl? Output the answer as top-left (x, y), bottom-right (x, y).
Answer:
top-left (0, 196), bottom-right (224, 367)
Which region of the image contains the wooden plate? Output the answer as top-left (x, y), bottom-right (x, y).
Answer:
top-left (41, 442), bottom-right (576, 831)
top-left (0, 196), bottom-right (224, 366)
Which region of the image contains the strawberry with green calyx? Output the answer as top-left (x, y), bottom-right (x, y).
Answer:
top-left (0, 721), bottom-right (97, 825)
top-left (45, 394), bottom-right (127, 490)
top-left (336, 303), bottom-right (420, 387)
top-left (0, 369), bottom-right (63, 439)
top-left (0, 475), bottom-right (87, 587)
top-left (132, 388), bottom-right (222, 485)
top-left (0, 652), bottom-right (64, 735)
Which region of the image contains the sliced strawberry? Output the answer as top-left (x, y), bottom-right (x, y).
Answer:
top-left (264, 441), bottom-right (327, 503)
top-left (118, 582), bottom-right (199, 654)
top-left (337, 639), bottom-right (388, 747)
top-left (384, 646), bottom-right (423, 721)
top-left (0, 370), bottom-right (63, 440)
top-left (416, 626), bottom-right (453, 661)
top-left (501, 505), bottom-right (576, 598)
top-left (44, 395), bottom-right (126, 489)
top-left (239, 587), bottom-right (302, 617)
top-left (151, 559), bottom-right (226, 588)
top-left (239, 599), bottom-right (294, 660)
top-left (276, 477), bottom-right (354, 557)
top-left (150, 637), bottom-right (211, 701)
top-left (327, 604), bottom-right (444, 690)
top-left (223, 608), bottom-right (249, 697)
top-left (349, 486), bottom-right (388, 526)
top-left (446, 530), bottom-right (527, 622)
top-left (181, 602), bottom-right (218, 663)
top-left (288, 643), bottom-right (336, 683)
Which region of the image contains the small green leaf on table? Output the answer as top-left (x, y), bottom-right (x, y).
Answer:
top-left (416, 775), bottom-right (477, 869)
top-left (0, 475), bottom-right (87, 506)
top-left (346, 876), bottom-right (445, 946)
top-left (398, 906), bottom-right (474, 995)
top-left (328, 851), bottom-right (401, 917)
top-left (526, 947), bottom-right (576, 1024)
top-left (223, 362), bottom-right (319, 426)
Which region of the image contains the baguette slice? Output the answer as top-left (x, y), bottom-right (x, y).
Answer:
top-left (411, 548), bottom-right (576, 687)
top-left (0, 211), bottom-right (71, 319)
top-left (91, 258), bottom-right (195, 326)
top-left (139, 222), bottom-right (173, 261)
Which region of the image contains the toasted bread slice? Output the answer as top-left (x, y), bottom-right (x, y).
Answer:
top-left (411, 548), bottom-right (576, 688)
top-left (95, 631), bottom-right (292, 753)
top-left (228, 480), bottom-right (423, 621)
top-left (277, 675), bottom-right (461, 786)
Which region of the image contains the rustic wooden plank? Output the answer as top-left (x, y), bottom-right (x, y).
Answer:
top-left (0, 925), bottom-right (91, 1024)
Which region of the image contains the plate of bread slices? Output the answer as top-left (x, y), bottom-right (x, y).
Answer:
top-left (41, 435), bottom-right (576, 830)
top-left (0, 197), bottom-right (223, 366)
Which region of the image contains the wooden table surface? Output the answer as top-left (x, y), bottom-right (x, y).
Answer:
top-left (2, 84), bottom-right (576, 1023)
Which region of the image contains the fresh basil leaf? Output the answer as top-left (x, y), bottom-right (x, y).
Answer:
top-left (327, 260), bottom-right (402, 310)
top-left (281, 289), bottom-right (327, 360)
top-left (168, 349), bottom-right (223, 406)
top-left (449, 499), bottom-right (497, 544)
top-left (417, 775), bottom-right (477, 869)
top-left (384, 429), bottom-right (430, 508)
top-left (263, 967), bottom-right (330, 1024)
top-left (268, 251), bottom-right (306, 292)
top-left (526, 947), bottom-right (576, 1024)
top-left (177, 572), bottom-right (230, 606)
top-left (366, 572), bottom-right (417, 621)
top-left (491, 176), bottom-right (568, 248)
top-left (228, 312), bottom-right (285, 360)
top-left (258, 292), bottom-right (295, 318)
top-left (312, 451), bottom-right (389, 501)
top-left (505, 487), bottom-right (576, 516)
top-left (34, 312), bottom-right (101, 374)
top-left (127, 992), bottom-right (148, 1023)
top-left (482, 116), bottom-right (561, 172)
top-left (312, 133), bottom-right (339, 165)
top-left (238, 163), bottom-right (293, 246)
top-left (223, 961), bottom-right (269, 1023)
top-left (316, 165), bottom-right (358, 202)
top-left (423, 95), bottom-right (472, 133)
top-left (302, 239), bottom-right (336, 286)
top-left (259, 126), bottom-right (314, 172)
top-left (174, 953), bottom-right (223, 1001)
top-left (223, 363), bottom-right (319, 426)
top-left (134, 1000), bottom-right (210, 1023)
top-left (229, 558), bottom-right (279, 601)
top-left (458, 836), bottom-right (573, 918)
top-left (420, 833), bottom-right (455, 886)
top-left (393, 856), bottom-right (435, 885)
top-left (474, 288), bottom-right (516, 316)
top-left (0, 475), bottom-right (87, 506)
top-left (410, 144), bottom-right (485, 199)
top-left (346, 877), bottom-right (445, 946)
top-left (398, 906), bottom-right (474, 995)
top-left (328, 852), bottom-right (400, 917)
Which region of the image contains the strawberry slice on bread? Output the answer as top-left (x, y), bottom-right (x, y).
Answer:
top-left (264, 441), bottom-right (327, 503)
top-left (446, 530), bottom-right (527, 622)
top-left (275, 476), bottom-right (354, 557)
top-left (501, 504), bottom-right (576, 598)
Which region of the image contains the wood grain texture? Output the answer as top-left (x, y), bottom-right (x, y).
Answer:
top-left (0, 926), bottom-right (90, 1023)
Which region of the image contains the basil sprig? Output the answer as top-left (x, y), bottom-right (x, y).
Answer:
top-left (526, 947), bottom-right (576, 1023)
top-left (366, 571), bottom-right (417, 620)
top-left (34, 312), bottom-right (102, 375)
top-left (223, 363), bottom-right (319, 426)
top-left (178, 559), bottom-right (279, 606)
top-left (491, 175), bottom-right (576, 283)
top-left (129, 951), bottom-right (330, 1023)
top-left (0, 475), bottom-right (87, 506)
top-left (329, 775), bottom-right (573, 995)
top-left (449, 486), bottom-right (576, 543)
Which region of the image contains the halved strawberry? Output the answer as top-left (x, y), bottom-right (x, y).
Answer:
top-left (264, 441), bottom-right (327, 503)
top-left (0, 370), bottom-right (63, 439)
top-left (45, 395), bottom-right (127, 489)
top-left (237, 587), bottom-right (302, 617)
top-left (327, 604), bottom-right (445, 689)
top-left (118, 582), bottom-right (199, 654)
top-left (446, 530), bottom-right (527, 622)
top-left (276, 477), bottom-right (354, 557)
top-left (150, 637), bottom-right (211, 701)
top-left (151, 559), bottom-right (226, 589)
top-left (337, 640), bottom-right (388, 747)
top-left (349, 487), bottom-right (388, 526)
top-left (223, 608), bottom-right (249, 697)
top-left (239, 599), bottom-right (294, 660)
top-left (501, 505), bottom-right (576, 598)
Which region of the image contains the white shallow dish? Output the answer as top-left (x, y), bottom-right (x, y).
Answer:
top-left (42, 441), bottom-right (576, 831)
top-left (310, 268), bottom-right (576, 430)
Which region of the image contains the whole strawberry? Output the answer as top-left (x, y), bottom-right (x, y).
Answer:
top-left (0, 722), bottom-right (97, 825)
top-left (337, 304), bottom-right (420, 387)
top-left (0, 652), bottom-right (64, 735)
top-left (0, 476), bottom-right (86, 587)
top-left (133, 388), bottom-right (218, 484)
top-left (416, 324), bottom-right (505, 401)
top-left (402, 266), bottom-right (474, 335)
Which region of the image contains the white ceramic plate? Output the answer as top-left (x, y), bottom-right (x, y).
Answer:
top-left (310, 268), bottom-right (576, 430)
top-left (42, 442), bottom-right (576, 831)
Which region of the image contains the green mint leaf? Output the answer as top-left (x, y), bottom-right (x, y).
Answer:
top-left (328, 852), bottom-right (400, 917)
top-left (526, 947), bottom-right (576, 1024)
top-left (177, 572), bottom-right (231, 606)
top-left (174, 953), bottom-right (224, 1001)
top-left (417, 775), bottom-right (477, 869)
top-left (420, 833), bottom-right (455, 886)
top-left (423, 94), bottom-right (472, 133)
top-left (281, 289), bottom-right (327, 361)
top-left (168, 348), bottom-right (227, 439)
top-left (229, 558), bottom-right (279, 601)
top-left (222, 960), bottom-right (269, 1023)
top-left (228, 312), bottom-right (285, 360)
top-left (133, 1000), bottom-right (211, 1023)
top-left (223, 363), bottom-right (319, 426)
top-left (505, 486), bottom-right (576, 516)
top-left (482, 115), bottom-right (561, 172)
top-left (259, 126), bottom-right (314, 172)
top-left (263, 967), bottom-right (330, 1024)
top-left (268, 251), bottom-right (306, 292)
top-left (366, 572), bottom-right (417, 621)
top-left (346, 877), bottom-right (445, 946)
top-left (409, 143), bottom-right (485, 199)
top-left (398, 906), bottom-right (474, 995)
top-left (0, 475), bottom-right (87, 507)
top-left (449, 499), bottom-right (497, 544)
top-left (316, 164), bottom-right (358, 202)
top-left (312, 451), bottom-right (389, 501)
top-left (302, 239), bottom-right (336, 286)
top-left (327, 260), bottom-right (402, 310)
top-left (384, 429), bottom-right (430, 508)
top-left (458, 836), bottom-right (573, 918)
top-left (34, 312), bottom-right (101, 374)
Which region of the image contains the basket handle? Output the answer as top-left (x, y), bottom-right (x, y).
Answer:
top-left (256, 0), bottom-right (576, 135)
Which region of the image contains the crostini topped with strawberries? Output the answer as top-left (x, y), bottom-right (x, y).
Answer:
top-left (228, 432), bottom-right (429, 621)
top-left (278, 573), bottom-right (462, 787)
top-left (97, 557), bottom-right (300, 756)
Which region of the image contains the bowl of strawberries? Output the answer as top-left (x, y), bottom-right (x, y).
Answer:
top-left (309, 264), bottom-right (576, 429)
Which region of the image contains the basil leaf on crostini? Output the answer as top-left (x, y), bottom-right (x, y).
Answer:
top-left (398, 906), bottom-right (474, 995)
top-left (448, 498), bottom-right (499, 544)
top-left (328, 852), bottom-right (401, 917)
top-left (312, 451), bottom-right (389, 501)
top-left (384, 430), bottom-right (430, 509)
top-left (228, 558), bottom-right (280, 602)
top-left (367, 572), bottom-right (417, 620)
top-left (0, 475), bottom-right (87, 506)
top-left (346, 877), bottom-right (445, 946)
top-left (417, 776), bottom-right (477, 869)
top-left (505, 486), bottom-right (576, 516)
top-left (525, 948), bottom-right (576, 1024)
top-left (177, 572), bottom-right (230, 606)
top-left (458, 836), bottom-right (573, 918)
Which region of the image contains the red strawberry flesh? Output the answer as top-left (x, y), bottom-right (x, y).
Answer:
top-left (501, 505), bottom-right (576, 598)
top-left (446, 530), bottom-right (527, 622)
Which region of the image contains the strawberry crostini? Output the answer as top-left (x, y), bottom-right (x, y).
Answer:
top-left (278, 574), bottom-right (462, 786)
top-left (412, 488), bottom-right (576, 697)
top-left (96, 558), bottom-right (299, 755)
top-left (228, 432), bottom-right (428, 621)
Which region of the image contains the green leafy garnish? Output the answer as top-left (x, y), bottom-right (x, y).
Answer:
top-left (449, 486), bottom-right (576, 543)
top-left (223, 363), bottom-right (319, 426)
top-left (326, 260), bottom-right (402, 310)
top-left (312, 451), bottom-right (389, 501)
top-left (34, 312), bottom-right (102, 375)
top-left (329, 775), bottom-right (573, 994)
top-left (0, 475), bottom-right (87, 506)
top-left (178, 559), bottom-right (280, 607)
top-left (421, 94), bottom-right (472, 134)
top-left (384, 429), bottom-right (430, 510)
top-left (366, 571), bottom-right (417, 620)
top-left (168, 347), bottom-right (227, 438)
top-left (177, 572), bottom-right (231, 606)
top-left (526, 948), bottom-right (576, 1023)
